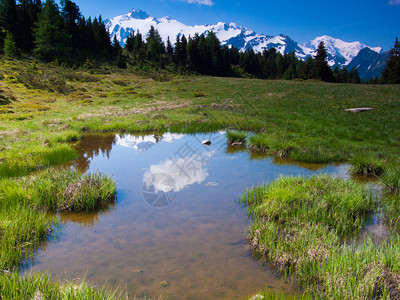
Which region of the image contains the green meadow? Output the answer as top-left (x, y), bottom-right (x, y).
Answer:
top-left (1, 57), bottom-right (400, 298)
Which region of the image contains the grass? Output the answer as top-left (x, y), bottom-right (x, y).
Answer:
top-left (0, 272), bottom-right (124, 299)
top-left (226, 130), bottom-right (248, 144)
top-left (0, 57), bottom-right (399, 298)
top-left (380, 165), bottom-right (400, 232)
top-left (349, 153), bottom-right (386, 176)
top-left (0, 144), bottom-right (78, 179)
top-left (237, 175), bottom-right (400, 299)
top-left (0, 170), bottom-right (116, 271)
top-left (0, 169), bottom-right (117, 298)
top-left (381, 165), bottom-right (400, 194)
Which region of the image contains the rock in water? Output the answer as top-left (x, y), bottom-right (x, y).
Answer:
top-left (159, 280), bottom-right (170, 287)
top-left (202, 140), bottom-right (211, 145)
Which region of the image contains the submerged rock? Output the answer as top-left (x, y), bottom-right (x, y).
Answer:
top-left (230, 141), bottom-right (245, 146)
top-left (159, 280), bottom-right (170, 287)
top-left (202, 140), bottom-right (211, 145)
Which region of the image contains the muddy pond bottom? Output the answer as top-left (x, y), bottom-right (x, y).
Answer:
top-left (26, 132), bottom-right (349, 299)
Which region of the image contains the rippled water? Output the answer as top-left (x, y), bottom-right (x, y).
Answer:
top-left (26, 132), bottom-right (349, 299)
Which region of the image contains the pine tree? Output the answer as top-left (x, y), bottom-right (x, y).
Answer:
top-left (0, 0), bottom-right (18, 35)
top-left (3, 30), bottom-right (18, 57)
top-left (34, 0), bottom-right (70, 61)
top-left (0, 0), bottom-right (19, 50)
top-left (349, 67), bottom-right (361, 84)
top-left (146, 25), bottom-right (164, 62)
top-left (125, 32), bottom-right (135, 52)
top-left (340, 67), bottom-right (349, 83)
top-left (381, 38), bottom-right (400, 84)
top-left (166, 36), bottom-right (173, 56)
top-left (17, 0), bottom-right (42, 51)
top-left (112, 34), bottom-right (121, 55)
top-left (61, 0), bottom-right (80, 48)
top-left (314, 41), bottom-right (333, 81)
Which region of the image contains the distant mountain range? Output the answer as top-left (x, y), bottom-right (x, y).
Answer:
top-left (105, 9), bottom-right (388, 80)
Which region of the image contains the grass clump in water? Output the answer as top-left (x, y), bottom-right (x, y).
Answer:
top-left (226, 130), bottom-right (248, 145)
top-left (240, 175), bottom-right (375, 236)
top-left (249, 133), bottom-right (295, 159)
top-left (237, 175), bottom-right (399, 299)
top-left (24, 169), bottom-right (116, 212)
top-left (349, 153), bottom-right (385, 176)
top-left (0, 169), bottom-right (116, 271)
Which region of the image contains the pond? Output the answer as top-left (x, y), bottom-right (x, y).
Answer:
top-left (26, 132), bottom-right (349, 299)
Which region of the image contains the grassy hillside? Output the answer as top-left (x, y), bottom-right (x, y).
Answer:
top-left (1, 57), bottom-right (400, 299)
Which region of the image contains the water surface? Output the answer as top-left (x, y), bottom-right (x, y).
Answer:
top-left (27, 132), bottom-right (349, 299)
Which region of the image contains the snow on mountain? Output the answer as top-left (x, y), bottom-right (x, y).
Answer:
top-left (105, 9), bottom-right (308, 58)
top-left (105, 9), bottom-right (382, 68)
top-left (303, 35), bottom-right (382, 66)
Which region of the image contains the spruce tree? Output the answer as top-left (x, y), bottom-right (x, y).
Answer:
top-left (146, 25), bottom-right (164, 62)
top-left (125, 32), bottom-right (135, 52)
top-left (314, 41), bottom-right (333, 81)
top-left (349, 67), bottom-right (361, 84)
top-left (61, 0), bottom-right (80, 49)
top-left (381, 38), bottom-right (400, 84)
top-left (3, 30), bottom-right (18, 57)
top-left (17, 0), bottom-right (42, 51)
top-left (34, 0), bottom-right (70, 61)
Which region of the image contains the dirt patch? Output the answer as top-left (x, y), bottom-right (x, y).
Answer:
top-left (0, 129), bottom-right (27, 137)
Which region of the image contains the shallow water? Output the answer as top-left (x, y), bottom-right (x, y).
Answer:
top-left (27, 132), bottom-right (350, 299)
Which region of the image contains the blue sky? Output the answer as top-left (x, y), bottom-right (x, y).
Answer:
top-left (75, 0), bottom-right (399, 51)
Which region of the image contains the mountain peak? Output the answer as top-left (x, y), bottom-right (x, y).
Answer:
top-left (128, 9), bottom-right (150, 20)
top-left (106, 9), bottom-right (382, 69)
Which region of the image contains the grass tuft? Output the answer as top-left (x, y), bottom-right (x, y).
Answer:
top-left (381, 165), bottom-right (400, 194)
top-left (226, 130), bottom-right (248, 145)
top-left (350, 154), bottom-right (385, 176)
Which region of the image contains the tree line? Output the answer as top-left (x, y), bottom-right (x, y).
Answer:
top-left (0, 0), bottom-right (398, 84)
top-left (0, 0), bottom-right (113, 63)
top-left (121, 27), bottom-right (363, 83)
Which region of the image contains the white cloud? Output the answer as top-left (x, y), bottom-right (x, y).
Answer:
top-left (143, 151), bottom-right (215, 193)
top-left (388, 0), bottom-right (400, 5)
top-left (116, 133), bottom-right (185, 152)
top-left (184, 0), bottom-right (215, 6)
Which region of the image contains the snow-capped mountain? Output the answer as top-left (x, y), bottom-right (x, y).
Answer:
top-left (105, 9), bottom-right (382, 68)
top-left (303, 36), bottom-right (382, 67)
